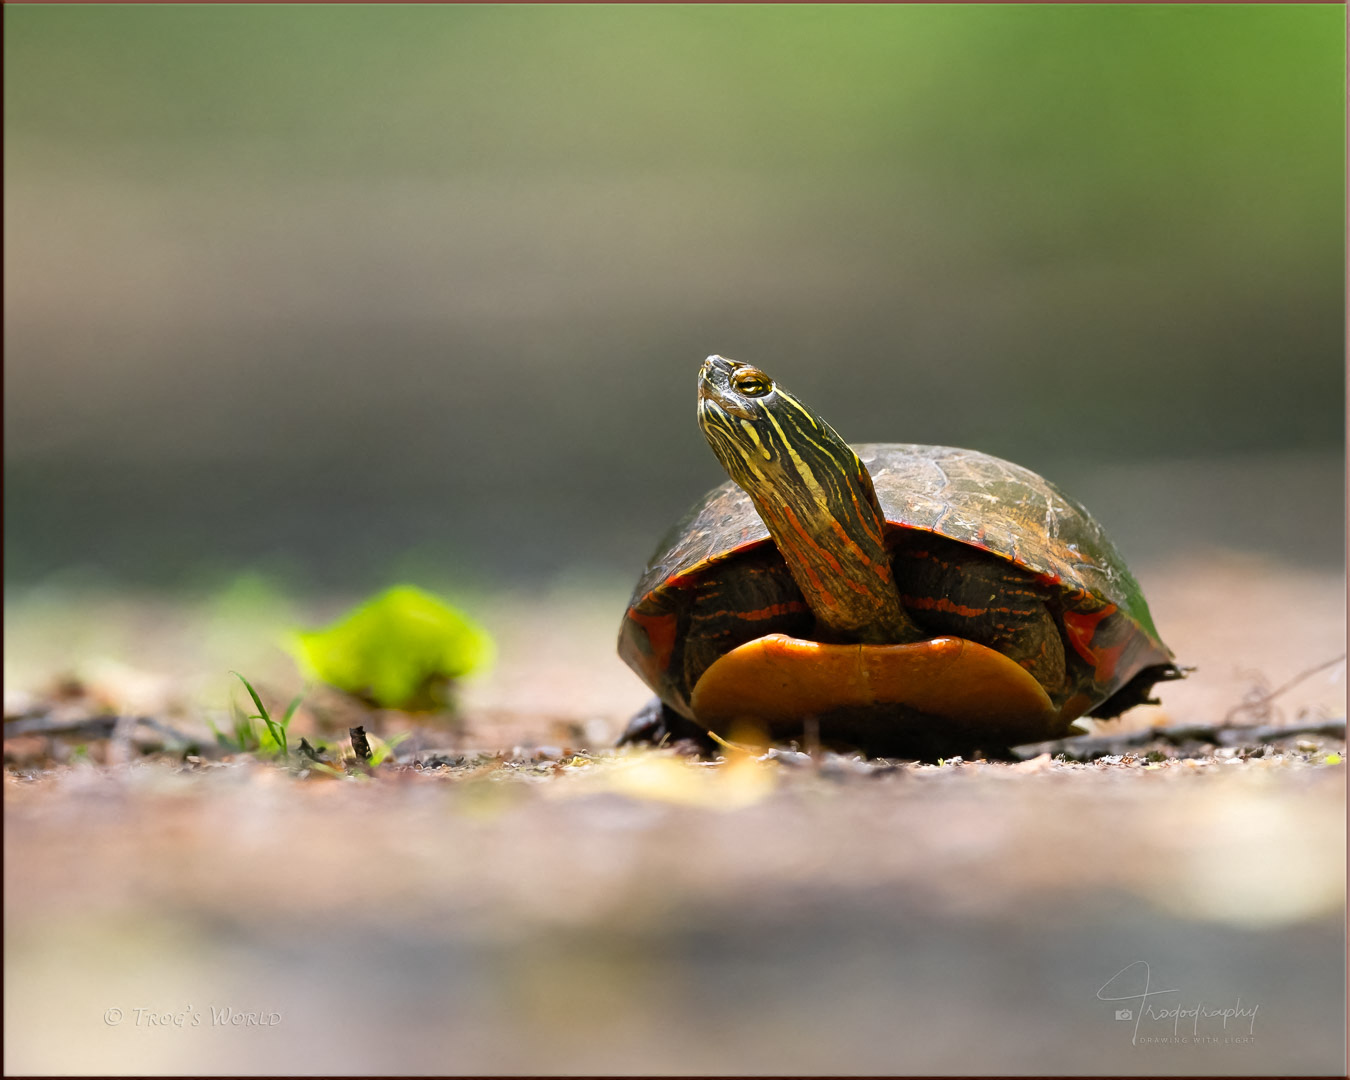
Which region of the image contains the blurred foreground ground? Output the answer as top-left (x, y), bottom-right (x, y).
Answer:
top-left (3, 552), bottom-right (1346, 1075)
top-left (6, 748), bottom-right (1345, 1076)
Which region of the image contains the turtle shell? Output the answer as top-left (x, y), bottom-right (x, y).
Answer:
top-left (619, 443), bottom-right (1176, 730)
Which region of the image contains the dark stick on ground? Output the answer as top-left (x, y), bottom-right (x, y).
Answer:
top-left (1015, 718), bottom-right (1347, 763)
top-left (3, 713), bottom-right (200, 747)
top-left (1222, 652), bottom-right (1347, 725)
top-left (349, 726), bottom-right (372, 762)
top-left (107, 713), bottom-right (140, 766)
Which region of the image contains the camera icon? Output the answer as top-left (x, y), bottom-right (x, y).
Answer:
top-left (1115, 1009), bottom-right (1133, 1021)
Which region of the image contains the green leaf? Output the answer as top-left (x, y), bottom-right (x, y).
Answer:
top-left (288, 585), bottom-right (494, 711)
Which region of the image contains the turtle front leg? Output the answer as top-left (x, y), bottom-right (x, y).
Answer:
top-left (616, 697), bottom-right (716, 754)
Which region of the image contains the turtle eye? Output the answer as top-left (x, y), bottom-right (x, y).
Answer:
top-left (733, 369), bottom-right (772, 397)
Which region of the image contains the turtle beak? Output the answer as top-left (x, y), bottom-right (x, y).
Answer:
top-left (698, 354), bottom-right (739, 402)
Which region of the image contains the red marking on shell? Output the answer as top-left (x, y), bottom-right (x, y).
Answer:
top-left (901, 595), bottom-right (988, 619)
top-left (1091, 643), bottom-right (1125, 684)
top-left (663, 568), bottom-right (706, 590)
top-left (1062, 604), bottom-right (1120, 682)
top-left (654, 537), bottom-right (779, 595)
top-left (628, 610), bottom-right (679, 678)
top-left (740, 601), bottom-right (810, 621)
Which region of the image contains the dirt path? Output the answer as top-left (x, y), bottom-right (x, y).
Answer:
top-left (4, 553), bottom-right (1345, 1075)
top-left (5, 743), bottom-right (1345, 1076)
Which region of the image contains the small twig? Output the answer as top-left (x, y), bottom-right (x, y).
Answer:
top-left (704, 727), bottom-right (760, 755)
top-left (2, 700), bottom-right (48, 724)
top-left (349, 725), bottom-right (372, 761)
top-left (106, 714), bottom-right (140, 766)
top-left (139, 717), bottom-right (203, 748)
top-left (802, 715), bottom-right (821, 760)
top-left (2, 713), bottom-right (200, 748)
top-left (1211, 719), bottom-right (1347, 745)
top-left (1015, 717), bottom-right (1346, 762)
top-left (4, 714), bottom-right (118, 739)
top-left (1223, 653), bottom-right (1346, 726)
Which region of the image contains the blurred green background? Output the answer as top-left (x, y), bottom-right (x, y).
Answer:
top-left (4, 4), bottom-right (1344, 593)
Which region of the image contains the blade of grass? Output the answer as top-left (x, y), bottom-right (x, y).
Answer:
top-left (205, 715), bottom-right (235, 751)
top-left (368, 731), bottom-right (411, 767)
top-left (231, 671), bottom-right (270, 724)
top-left (275, 692), bottom-right (304, 754)
top-left (231, 671), bottom-right (287, 758)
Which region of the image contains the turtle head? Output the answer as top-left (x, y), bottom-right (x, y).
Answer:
top-left (698, 355), bottom-right (861, 505)
top-left (696, 355), bottom-right (920, 644)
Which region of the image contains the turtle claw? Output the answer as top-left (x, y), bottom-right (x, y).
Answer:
top-left (1089, 662), bottom-right (1190, 719)
top-left (615, 696), bottom-right (666, 746)
top-left (616, 697), bottom-right (715, 753)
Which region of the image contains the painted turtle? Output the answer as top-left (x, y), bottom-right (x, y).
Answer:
top-left (617, 355), bottom-right (1183, 758)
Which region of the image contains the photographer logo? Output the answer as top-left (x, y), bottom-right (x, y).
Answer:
top-left (1098, 961), bottom-right (1258, 1047)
